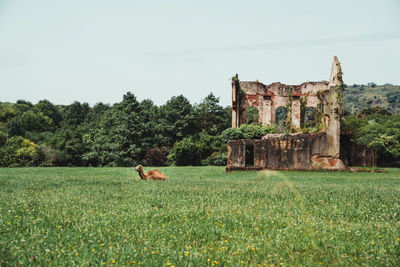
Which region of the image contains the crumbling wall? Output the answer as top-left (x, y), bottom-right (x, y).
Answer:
top-left (232, 81), bottom-right (327, 128)
top-left (228, 57), bottom-right (347, 171)
top-left (322, 56), bottom-right (343, 159)
top-left (226, 132), bottom-right (345, 171)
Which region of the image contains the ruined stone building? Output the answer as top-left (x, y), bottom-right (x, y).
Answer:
top-left (227, 57), bottom-right (376, 171)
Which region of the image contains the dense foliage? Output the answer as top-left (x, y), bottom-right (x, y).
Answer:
top-left (0, 93), bottom-right (232, 167)
top-left (343, 83), bottom-right (400, 114)
top-left (1, 83), bottom-right (400, 167)
top-left (342, 107), bottom-right (400, 166)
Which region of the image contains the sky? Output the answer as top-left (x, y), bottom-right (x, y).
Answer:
top-left (0, 0), bottom-right (399, 107)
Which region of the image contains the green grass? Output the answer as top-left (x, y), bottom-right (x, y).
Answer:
top-left (1, 167), bottom-right (400, 266)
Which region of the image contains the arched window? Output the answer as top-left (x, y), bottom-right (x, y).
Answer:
top-left (275, 106), bottom-right (288, 125)
top-left (246, 106), bottom-right (259, 124)
top-left (305, 107), bottom-right (317, 128)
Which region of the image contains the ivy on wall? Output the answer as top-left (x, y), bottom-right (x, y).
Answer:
top-left (316, 91), bottom-right (327, 131)
top-left (285, 87), bottom-right (293, 134)
top-left (334, 61), bottom-right (344, 118)
top-left (300, 95), bottom-right (307, 129)
top-left (232, 74), bottom-right (246, 124)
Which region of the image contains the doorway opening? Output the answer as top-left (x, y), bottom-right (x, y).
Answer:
top-left (245, 145), bottom-right (254, 167)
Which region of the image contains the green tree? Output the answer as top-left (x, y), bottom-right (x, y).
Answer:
top-left (0, 131), bottom-right (7, 146)
top-left (168, 137), bottom-right (201, 166)
top-left (34, 100), bottom-right (62, 127)
top-left (0, 136), bottom-right (39, 167)
top-left (245, 106), bottom-right (259, 124)
top-left (343, 110), bottom-right (400, 166)
top-left (20, 110), bottom-right (53, 132)
top-left (159, 95), bottom-right (197, 146)
top-left (0, 103), bottom-right (16, 123)
top-left (7, 116), bottom-right (24, 136)
top-left (15, 100), bottom-right (33, 114)
top-left (82, 92), bottom-right (144, 166)
top-left (194, 93), bottom-right (227, 135)
top-left (62, 101), bottom-right (89, 127)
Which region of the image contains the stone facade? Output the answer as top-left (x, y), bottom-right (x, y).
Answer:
top-left (226, 132), bottom-right (346, 171)
top-left (227, 57), bottom-right (353, 171)
top-left (232, 81), bottom-right (327, 128)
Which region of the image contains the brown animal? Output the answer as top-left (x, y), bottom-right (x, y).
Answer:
top-left (135, 165), bottom-right (168, 181)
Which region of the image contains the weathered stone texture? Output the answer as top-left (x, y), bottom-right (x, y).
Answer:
top-left (227, 132), bottom-right (347, 171)
top-left (227, 57), bottom-right (352, 171)
top-left (232, 81), bottom-right (327, 128)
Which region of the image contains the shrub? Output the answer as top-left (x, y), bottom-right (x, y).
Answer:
top-left (0, 136), bottom-right (39, 167)
top-left (221, 124), bottom-right (277, 143)
top-left (246, 106), bottom-right (259, 124)
top-left (7, 117), bottom-right (24, 136)
top-left (168, 137), bottom-right (201, 166)
top-left (220, 128), bottom-right (244, 143)
top-left (0, 131), bottom-right (7, 146)
top-left (205, 152), bottom-right (227, 166)
top-left (196, 132), bottom-right (221, 159)
top-left (144, 148), bottom-right (168, 166)
top-left (240, 124), bottom-right (276, 139)
top-left (35, 145), bottom-right (60, 167)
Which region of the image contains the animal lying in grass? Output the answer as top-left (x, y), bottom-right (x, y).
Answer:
top-left (134, 165), bottom-right (168, 181)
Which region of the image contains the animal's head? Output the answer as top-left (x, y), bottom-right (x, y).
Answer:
top-left (135, 165), bottom-right (143, 171)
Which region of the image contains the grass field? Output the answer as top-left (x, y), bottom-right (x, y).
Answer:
top-left (1, 167), bottom-right (400, 266)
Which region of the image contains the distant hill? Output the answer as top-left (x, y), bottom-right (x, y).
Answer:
top-left (343, 83), bottom-right (400, 114)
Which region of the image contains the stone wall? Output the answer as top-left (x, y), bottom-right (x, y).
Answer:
top-left (232, 81), bottom-right (327, 128)
top-left (226, 132), bottom-right (345, 171)
top-left (227, 57), bottom-right (348, 171)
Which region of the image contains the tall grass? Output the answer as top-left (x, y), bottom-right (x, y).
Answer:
top-left (0, 167), bottom-right (399, 265)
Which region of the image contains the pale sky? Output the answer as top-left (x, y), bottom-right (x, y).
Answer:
top-left (0, 0), bottom-right (399, 106)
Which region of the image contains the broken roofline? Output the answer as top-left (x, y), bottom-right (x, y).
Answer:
top-left (238, 81), bottom-right (330, 89)
top-left (237, 80), bottom-right (330, 97)
top-left (227, 56), bottom-right (348, 171)
top-left (231, 56), bottom-right (342, 128)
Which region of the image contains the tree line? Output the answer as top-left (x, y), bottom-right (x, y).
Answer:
top-left (341, 107), bottom-right (400, 166)
top-left (343, 83), bottom-right (400, 114)
top-left (1, 93), bottom-right (234, 167)
top-left (1, 86), bottom-right (400, 167)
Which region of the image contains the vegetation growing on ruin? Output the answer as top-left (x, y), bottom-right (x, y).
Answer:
top-left (299, 96), bottom-right (307, 129)
top-left (245, 106), bottom-right (259, 124)
top-left (231, 73), bottom-right (245, 114)
top-left (1, 167), bottom-right (399, 266)
top-left (315, 91), bottom-right (327, 132)
top-left (284, 87), bottom-right (293, 134)
top-left (334, 60), bottom-right (344, 117)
